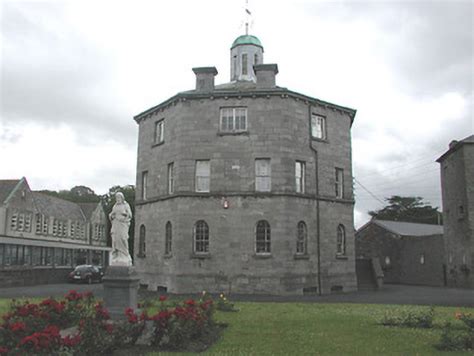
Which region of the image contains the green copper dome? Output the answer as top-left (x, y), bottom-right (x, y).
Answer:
top-left (231, 34), bottom-right (263, 49)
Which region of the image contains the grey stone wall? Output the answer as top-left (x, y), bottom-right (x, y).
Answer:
top-left (134, 92), bottom-right (356, 295)
top-left (440, 144), bottom-right (474, 288)
top-left (0, 267), bottom-right (70, 287)
top-left (356, 222), bottom-right (445, 286)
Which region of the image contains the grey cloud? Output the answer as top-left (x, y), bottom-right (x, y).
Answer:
top-left (301, 1), bottom-right (473, 97)
top-left (0, 3), bottom-right (135, 144)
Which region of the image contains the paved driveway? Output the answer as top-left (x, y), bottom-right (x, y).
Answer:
top-left (0, 283), bottom-right (473, 307)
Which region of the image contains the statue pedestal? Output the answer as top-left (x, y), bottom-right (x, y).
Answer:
top-left (103, 265), bottom-right (140, 320)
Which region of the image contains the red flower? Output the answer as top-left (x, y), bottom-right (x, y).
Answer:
top-left (159, 295), bottom-right (168, 302)
top-left (0, 347), bottom-right (8, 355)
top-left (184, 299), bottom-right (196, 306)
top-left (20, 333), bottom-right (40, 349)
top-left (84, 291), bottom-right (93, 298)
top-left (125, 308), bottom-right (138, 323)
top-left (140, 311), bottom-right (149, 321)
top-left (10, 321), bottom-right (26, 332)
top-left (43, 325), bottom-right (60, 337)
top-left (62, 334), bottom-right (81, 347)
top-left (103, 323), bottom-right (114, 334)
top-left (65, 290), bottom-right (83, 301)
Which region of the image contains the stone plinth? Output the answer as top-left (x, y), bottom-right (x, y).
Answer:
top-left (103, 265), bottom-right (140, 320)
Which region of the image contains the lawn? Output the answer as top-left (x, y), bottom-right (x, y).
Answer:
top-left (1, 298), bottom-right (472, 355)
top-left (150, 302), bottom-right (473, 356)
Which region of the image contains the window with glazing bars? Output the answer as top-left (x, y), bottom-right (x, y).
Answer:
top-left (220, 108), bottom-right (247, 132)
top-left (256, 220), bottom-right (271, 254)
top-left (194, 220), bottom-right (209, 253)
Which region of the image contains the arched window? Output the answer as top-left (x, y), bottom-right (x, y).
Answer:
top-left (336, 224), bottom-right (346, 255)
top-left (256, 220), bottom-right (271, 254)
top-left (296, 221), bottom-right (307, 255)
top-left (194, 220), bottom-right (209, 253)
top-left (165, 221), bottom-right (172, 255)
top-left (139, 225), bottom-right (146, 257)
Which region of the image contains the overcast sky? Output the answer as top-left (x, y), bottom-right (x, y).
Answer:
top-left (0, 0), bottom-right (472, 227)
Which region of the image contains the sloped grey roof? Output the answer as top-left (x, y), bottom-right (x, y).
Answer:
top-left (373, 220), bottom-right (443, 237)
top-left (437, 134), bottom-right (474, 162)
top-left (78, 202), bottom-right (100, 220)
top-left (0, 179), bottom-right (21, 204)
top-left (32, 192), bottom-right (85, 221)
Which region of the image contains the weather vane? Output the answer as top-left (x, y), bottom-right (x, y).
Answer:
top-left (243, 0), bottom-right (253, 35)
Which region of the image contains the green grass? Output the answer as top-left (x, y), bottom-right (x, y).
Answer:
top-left (150, 303), bottom-right (473, 356)
top-left (1, 298), bottom-right (473, 355)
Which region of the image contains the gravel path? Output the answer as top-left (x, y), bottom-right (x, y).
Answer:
top-left (0, 283), bottom-right (473, 307)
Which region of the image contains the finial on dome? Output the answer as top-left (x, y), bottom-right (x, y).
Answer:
top-left (244, 0), bottom-right (252, 35)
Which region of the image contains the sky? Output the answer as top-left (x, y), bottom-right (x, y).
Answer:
top-left (0, 0), bottom-right (472, 228)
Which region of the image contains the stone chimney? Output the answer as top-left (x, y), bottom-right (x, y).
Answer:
top-left (192, 67), bottom-right (218, 92)
top-left (254, 64), bottom-right (278, 89)
top-left (449, 140), bottom-right (459, 149)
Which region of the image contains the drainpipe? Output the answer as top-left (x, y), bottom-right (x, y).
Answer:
top-left (308, 106), bottom-right (322, 296)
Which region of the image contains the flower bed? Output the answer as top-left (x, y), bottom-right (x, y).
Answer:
top-left (0, 291), bottom-right (221, 355)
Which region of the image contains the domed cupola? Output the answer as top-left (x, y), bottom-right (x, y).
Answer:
top-left (230, 34), bottom-right (264, 82)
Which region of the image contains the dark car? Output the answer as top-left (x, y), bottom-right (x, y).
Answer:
top-left (68, 265), bottom-right (104, 284)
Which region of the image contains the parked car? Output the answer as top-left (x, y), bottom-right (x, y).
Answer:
top-left (68, 265), bottom-right (104, 284)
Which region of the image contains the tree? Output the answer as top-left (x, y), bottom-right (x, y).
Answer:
top-left (101, 185), bottom-right (136, 259)
top-left (37, 186), bottom-right (100, 203)
top-left (369, 196), bottom-right (442, 225)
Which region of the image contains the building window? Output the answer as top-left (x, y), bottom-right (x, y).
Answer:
top-left (384, 256), bottom-right (391, 265)
top-left (193, 220), bottom-right (209, 254)
top-left (165, 221), bottom-right (172, 255)
top-left (255, 159), bottom-right (271, 192)
top-left (242, 53), bottom-right (248, 75)
top-left (295, 161), bottom-right (305, 193)
top-left (195, 160), bottom-right (210, 192)
top-left (168, 162), bottom-right (174, 194)
top-left (335, 168), bottom-right (344, 198)
top-left (141, 171), bottom-right (148, 200)
top-left (138, 225), bottom-right (146, 257)
top-left (220, 107), bottom-right (247, 132)
top-left (24, 214), bottom-right (31, 232)
top-left (233, 55), bottom-right (237, 77)
top-left (155, 120), bottom-right (164, 144)
top-left (311, 114), bottom-right (326, 139)
top-left (17, 213), bottom-right (24, 231)
top-left (256, 220), bottom-right (271, 254)
top-left (254, 53), bottom-right (258, 65)
top-left (420, 254), bottom-right (425, 265)
top-left (35, 214), bottom-right (42, 234)
top-left (70, 221), bottom-right (75, 238)
top-left (42, 216), bottom-right (49, 235)
top-left (11, 212), bottom-right (18, 230)
top-left (296, 221), bottom-right (307, 255)
top-left (336, 224), bottom-right (346, 255)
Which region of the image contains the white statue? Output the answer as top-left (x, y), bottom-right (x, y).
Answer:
top-left (109, 192), bottom-right (133, 266)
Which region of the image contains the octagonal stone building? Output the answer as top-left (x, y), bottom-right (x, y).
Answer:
top-left (133, 34), bottom-right (357, 295)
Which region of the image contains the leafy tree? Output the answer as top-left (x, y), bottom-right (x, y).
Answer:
top-left (101, 185), bottom-right (136, 259)
top-left (37, 186), bottom-right (100, 203)
top-left (369, 196), bottom-right (442, 225)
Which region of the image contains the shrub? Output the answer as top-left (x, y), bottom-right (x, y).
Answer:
top-left (436, 322), bottom-right (473, 351)
top-left (216, 293), bottom-right (239, 312)
top-left (380, 306), bottom-right (434, 328)
top-left (0, 291), bottom-right (220, 355)
top-left (436, 312), bottom-right (474, 351)
top-left (148, 294), bottom-right (214, 350)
